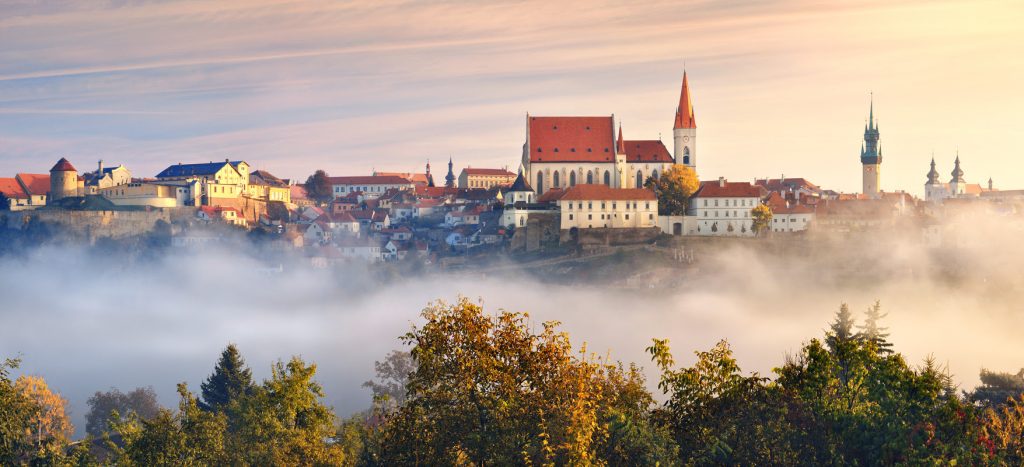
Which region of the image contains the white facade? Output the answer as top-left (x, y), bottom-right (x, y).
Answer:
top-left (556, 185), bottom-right (658, 230)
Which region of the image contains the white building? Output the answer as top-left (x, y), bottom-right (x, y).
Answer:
top-left (557, 184), bottom-right (658, 230)
top-left (764, 192), bottom-right (814, 233)
top-left (925, 155), bottom-right (989, 203)
top-left (328, 175), bottom-right (415, 199)
top-left (689, 178), bottom-right (765, 236)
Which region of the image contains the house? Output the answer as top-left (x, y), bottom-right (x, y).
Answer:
top-left (689, 178), bottom-right (766, 236)
top-left (0, 178), bottom-right (31, 210)
top-left (445, 207), bottom-right (483, 227)
top-left (380, 226), bottom-right (413, 241)
top-left (82, 160), bottom-right (132, 194)
top-left (290, 184), bottom-right (313, 208)
top-left (335, 236), bottom-right (384, 262)
top-left (246, 170), bottom-right (291, 203)
top-left (350, 209), bottom-right (390, 231)
top-left (414, 198), bottom-right (445, 218)
top-left (14, 173), bottom-right (50, 207)
top-left (764, 192), bottom-right (815, 233)
top-left (156, 160), bottom-right (250, 205)
top-left (326, 211), bottom-right (360, 237)
top-left (755, 177), bottom-right (822, 203)
top-left (328, 175), bottom-right (415, 199)
top-left (99, 181), bottom-right (185, 208)
top-left (197, 206), bottom-right (247, 226)
top-left (557, 184), bottom-right (658, 230)
top-left (458, 168), bottom-right (517, 189)
top-left (298, 222), bottom-right (330, 244)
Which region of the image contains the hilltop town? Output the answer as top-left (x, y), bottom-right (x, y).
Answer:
top-left (1, 73), bottom-right (1018, 268)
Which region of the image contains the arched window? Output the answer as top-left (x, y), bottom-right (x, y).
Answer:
top-left (636, 170), bottom-right (643, 188)
top-left (652, 169), bottom-right (659, 180)
top-left (553, 171), bottom-right (560, 188)
top-left (603, 170), bottom-right (611, 186)
top-left (586, 171), bottom-right (593, 184)
top-left (569, 171), bottom-right (576, 186)
top-left (536, 171), bottom-right (544, 194)
top-left (683, 147), bottom-right (690, 165)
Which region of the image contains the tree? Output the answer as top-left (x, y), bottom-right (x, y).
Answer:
top-left (112, 383), bottom-right (228, 466)
top-left (304, 170), bottom-right (333, 204)
top-left (825, 303), bottom-right (857, 354)
top-left (200, 343), bottom-right (254, 413)
top-left (230, 357), bottom-right (344, 465)
top-left (379, 298), bottom-right (676, 465)
top-left (0, 358), bottom-right (38, 464)
top-left (362, 350), bottom-right (414, 412)
top-left (14, 375), bottom-right (74, 457)
top-left (973, 368), bottom-right (1024, 406)
top-left (751, 203), bottom-right (773, 236)
top-left (86, 387), bottom-right (161, 437)
top-left (645, 164), bottom-right (699, 215)
top-left (858, 300), bottom-right (893, 354)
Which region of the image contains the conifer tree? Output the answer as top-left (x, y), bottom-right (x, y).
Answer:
top-left (200, 344), bottom-right (254, 413)
top-left (825, 303), bottom-right (856, 354)
top-left (858, 301), bottom-right (892, 354)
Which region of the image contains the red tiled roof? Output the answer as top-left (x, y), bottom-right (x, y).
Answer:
top-left (16, 174), bottom-right (50, 196)
top-left (375, 171), bottom-right (430, 185)
top-left (755, 177), bottom-right (821, 193)
top-left (537, 187), bottom-right (566, 203)
top-left (290, 184), bottom-right (308, 199)
top-left (327, 175), bottom-right (413, 185)
top-left (674, 72), bottom-right (697, 130)
top-left (0, 178), bottom-right (27, 199)
top-left (765, 192), bottom-right (814, 214)
top-left (50, 157), bottom-right (77, 172)
top-left (623, 140), bottom-right (673, 163)
top-left (528, 116), bottom-right (615, 163)
top-left (331, 211), bottom-right (358, 223)
top-left (559, 184), bottom-right (657, 201)
top-left (416, 185), bottom-right (457, 197)
top-left (695, 180), bottom-right (764, 198)
top-left (462, 168), bottom-right (516, 176)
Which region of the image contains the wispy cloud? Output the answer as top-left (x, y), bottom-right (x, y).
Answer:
top-left (1, 0), bottom-right (1021, 193)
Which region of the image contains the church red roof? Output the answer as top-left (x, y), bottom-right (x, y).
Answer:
top-left (623, 140), bottom-right (674, 163)
top-left (528, 116), bottom-right (616, 163)
top-left (673, 72), bottom-right (696, 130)
top-left (50, 157), bottom-right (77, 172)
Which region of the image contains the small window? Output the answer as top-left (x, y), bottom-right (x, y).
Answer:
top-left (625, 214), bottom-right (630, 220)
top-left (570, 148), bottom-right (576, 152)
top-left (554, 148), bottom-right (559, 152)
top-left (537, 148), bottom-right (543, 152)
top-left (569, 214), bottom-right (573, 220)
top-left (588, 214), bottom-right (592, 220)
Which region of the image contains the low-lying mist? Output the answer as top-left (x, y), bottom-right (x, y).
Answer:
top-left (1, 213), bottom-right (1022, 439)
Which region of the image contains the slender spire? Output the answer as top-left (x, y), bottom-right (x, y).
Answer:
top-left (926, 156), bottom-right (940, 185)
top-left (616, 123), bottom-right (626, 153)
top-left (869, 92), bottom-right (874, 130)
top-left (673, 71), bottom-right (696, 129)
top-left (950, 153), bottom-right (965, 183)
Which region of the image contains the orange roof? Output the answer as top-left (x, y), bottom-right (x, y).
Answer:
top-left (50, 157), bottom-right (77, 172)
top-left (290, 184), bottom-right (308, 199)
top-left (462, 168), bottom-right (515, 176)
top-left (695, 180), bottom-right (763, 198)
top-left (623, 140), bottom-right (673, 163)
top-left (559, 184), bottom-right (657, 201)
top-left (537, 187), bottom-right (566, 203)
top-left (0, 178), bottom-right (27, 199)
top-left (375, 171), bottom-right (430, 185)
top-left (673, 72), bottom-right (696, 130)
top-left (528, 116), bottom-right (615, 163)
top-left (616, 125), bottom-right (626, 154)
top-left (16, 173), bottom-right (50, 196)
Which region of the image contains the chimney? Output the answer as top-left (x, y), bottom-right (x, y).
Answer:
top-left (718, 177), bottom-right (725, 188)
top-left (98, 160), bottom-right (103, 174)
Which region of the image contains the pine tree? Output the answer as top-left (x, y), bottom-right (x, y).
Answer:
top-left (825, 303), bottom-right (856, 354)
top-left (200, 344), bottom-right (254, 413)
top-left (857, 301), bottom-right (892, 354)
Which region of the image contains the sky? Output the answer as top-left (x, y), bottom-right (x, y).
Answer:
top-left (1, 0), bottom-right (1022, 195)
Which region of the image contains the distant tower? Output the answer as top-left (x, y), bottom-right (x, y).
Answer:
top-left (949, 154), bottom-right (966, 196)
top-left (425, 160), bottom-right (435, 187)
top-left (445, 157), bottom-right (455, 188)
top-left (673, 71), bottom-right (697, 170)
top-left (924, 157), bottom-right (945, 202)
top-left (49, 157), bottom-right (78, 202)
top-left (860, 95), bottom-right (882, 198)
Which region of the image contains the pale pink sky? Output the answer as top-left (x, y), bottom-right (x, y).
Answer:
top-left (1, 0), bottom-right (1022, 195)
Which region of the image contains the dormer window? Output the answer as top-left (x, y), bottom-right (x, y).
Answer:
top-left (553, 125), bottom-right (558, 130)
top-left (587, 148), bottom-right (592, 152)
top-left (554, 148), bottom-right (559, 152)
top-left (604, 148), bottom-right (609, 152)
top-left (537, 148), bottom-right (542, 152)
top-left (570, 148), bottom-right (576, 152)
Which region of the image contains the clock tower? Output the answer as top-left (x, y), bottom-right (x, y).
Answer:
top-left (673, 71), bottom-right (697, 170)
top-left (860, 95), bottom-right (881, 198)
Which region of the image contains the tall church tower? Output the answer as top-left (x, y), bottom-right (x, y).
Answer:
top-left (860, 96), bottom-right (882, 197)
top-left (673, 71), bottom-right (697, 170)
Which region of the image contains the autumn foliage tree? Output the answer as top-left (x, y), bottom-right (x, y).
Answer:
top-left (304, 169), bottom-right (334, 204)
top-left (13, 375), bottom-right (74, 457)
top-left (751, 203), bottom-right (773, 236)
top-left (645, 164), bottom-right (699, 215)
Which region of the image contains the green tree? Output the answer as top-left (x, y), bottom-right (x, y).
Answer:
top-left (112, 383), bottom-right (228, 466)
top-left (645, 164), bottom-right (699, 215)
top-left (973, 368), bottom-right (1024, 406)
top-left (751, 203), bottom-right (773, 236)
top-left (230, 357), bottom-right (344, 465)
top-left (857, 300), bottom-right (893, 354)
top-left (362, 350), bottom-right (414, 413)
top-left (304, 170), bottom-right (334, 204)
top-left (199, 343), bottom-right (254, 413)
top-left (826, 303), bottom-right (857, 353)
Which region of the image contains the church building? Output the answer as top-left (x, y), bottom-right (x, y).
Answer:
top-left (860, 97), bottom-right (882, 198)
top-left (520, 72), bottom-right (697, 195)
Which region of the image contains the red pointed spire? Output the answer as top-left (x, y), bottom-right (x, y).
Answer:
top-left (617, 123), bottom-right (625, 153)
top-left (673, 71), bottom-right (696, 129)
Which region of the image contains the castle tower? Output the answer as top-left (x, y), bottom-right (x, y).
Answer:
top-left (49, 157), bottom-right (78, 202)
top-left (425, 160), bottom-right (435, 187)
top-left (949, 154), bottom-right (966, 196)
top-left (673, 71), bottom-right (697, 169)
top-left (860, 96), bottom-right (881, 198)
